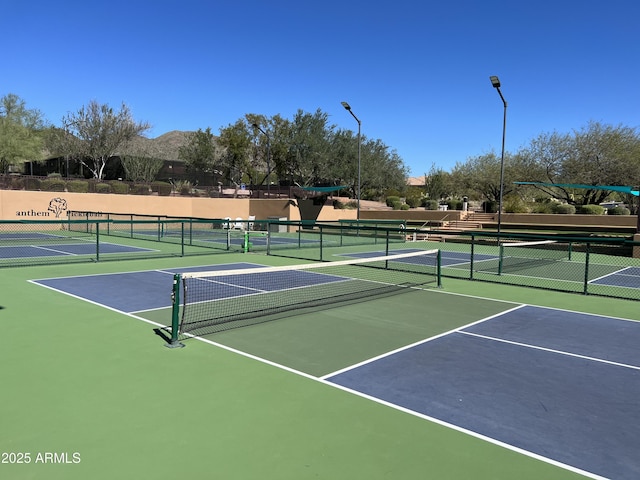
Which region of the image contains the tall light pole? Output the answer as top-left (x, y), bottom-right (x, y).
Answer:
top-left (252, 123), bottom-right (271, 197)
top-left (341, 101), bottom-right (361, 221)
top-left (490, 76), bottom-right (507, 237)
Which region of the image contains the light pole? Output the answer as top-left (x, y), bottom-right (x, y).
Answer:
top-left (252, 123), bottom-right (271, 198)
top-left (341, 101), bottom-right (361, 221)
top-left (490, 76), bottom-right (507, 237)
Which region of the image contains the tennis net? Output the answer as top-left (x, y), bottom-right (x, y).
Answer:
top-left (167, 249), bottom-right (441, 343)
top-left (498, 240), bottom-right (572, 274)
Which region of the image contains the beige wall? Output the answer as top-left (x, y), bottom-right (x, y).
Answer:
top-left (0, 190), bottom-right (356, 222)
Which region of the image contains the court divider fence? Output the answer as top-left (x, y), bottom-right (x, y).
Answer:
top-left (2, 216), bottom-right (640, 302)
top-left (266, 221), bottom-right (640, 302)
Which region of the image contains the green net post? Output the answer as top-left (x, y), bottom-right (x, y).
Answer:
top-left (166, 274), bottom-right (185, 348)
top-left (244, 231), bottom-right (249, 253)
top-left (95, 222), bottom-right (100, 262)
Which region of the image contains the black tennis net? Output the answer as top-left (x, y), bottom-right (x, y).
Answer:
top-left (499, 240), bottom-right (572, 274)
top-left (167, 249), bottom-right (441, 343)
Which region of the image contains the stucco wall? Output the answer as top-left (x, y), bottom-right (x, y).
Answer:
top-left (0, 190), bottom-right (356, 223)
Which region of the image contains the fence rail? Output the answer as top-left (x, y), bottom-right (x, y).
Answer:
top-left (2, 218), bottom-right (640, 302)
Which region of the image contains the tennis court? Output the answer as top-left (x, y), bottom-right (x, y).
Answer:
top-left (24, 250), bottom-right (640, 480)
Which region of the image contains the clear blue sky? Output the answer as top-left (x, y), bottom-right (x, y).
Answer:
top-left (4, 0), bottom-right (639, 176)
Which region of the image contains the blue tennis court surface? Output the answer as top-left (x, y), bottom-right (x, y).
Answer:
top-left (30, 260), bottom-right (640, 479)
top-left (589, 266), bottom-right (640, 288)
top-left (0, 242), bottom-right (154, 259)
top-left (326, 305), bottom-right (640, 480)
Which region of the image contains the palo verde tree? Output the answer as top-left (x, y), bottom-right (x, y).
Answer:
top-left (58, 100), bottom-right (151, 180)
top-left (0, 93), bottom-right (47, 173)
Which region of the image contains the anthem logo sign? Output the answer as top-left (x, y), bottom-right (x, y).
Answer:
top-left (15, 197), bottom-right (68, 218)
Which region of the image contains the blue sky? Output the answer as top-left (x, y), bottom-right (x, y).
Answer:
top-left (4, 0), bottom-right (640, 176)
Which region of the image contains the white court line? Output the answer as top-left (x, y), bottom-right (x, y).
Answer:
top-left (28, 274), bottom-right (621, 480)
top-left (458, 330), bottom-right (640, 371)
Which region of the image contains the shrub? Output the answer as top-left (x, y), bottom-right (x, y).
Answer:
top-left (343, 200), bottom-right (358, 209)
top-left (406, 196), bottom-right (421, 208)
top-left (386, 196), bottom-right (401, 208)
top-left (151, 181), bottom-right (173, 196)
top-left (552, 203), bottom-right (576, 214)
top-left (447, 200), bottom-right (462, 210)
top-left (66, 180), bottom-right (89, 193)
top-left (504, 197), bottom-right (529, 213)
top-left (110, 181), bottom-right (130, 194)
top-left (174, 180), bottom-right (192, 196)
top-left (41, 178), bottom-right (66, 192)
top-left (11, 177), bottom-right (25, 190)
top-left (576, 204), bottom-right (605, 215)
top-left (131, 184), bottom-right (151, 195)
top-left (25, 178), bottom-right (43, 190)
top-left (95, 183), bottom-right (111, 194)
top-left (608, 206), bottom-right (631, 215)
top-left (400, 203), bottom-right (410, 210)
top-left (421, 199), bottom-right (439, 210)
top-left (391, 200), bottom-right (404, 210)
top-left (530, 202), bottom-right (554, 213)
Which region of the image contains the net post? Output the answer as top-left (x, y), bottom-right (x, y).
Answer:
top-left (244, 230), bottom-right (249, 253)
top-left (470, 235), bottom-right (475, 280)
top-left (95, 222), bottom-right (100, 262)
top-left (583, 243), bottom-right (590, 295)
top-left (181, 222), bottom-right (185, 257)
top-left (166, 274), bottom-right (185, 348)
top-left (436, 249), bottom-right (442, 288)
top-left (497, 243), bottom-right (504, 275)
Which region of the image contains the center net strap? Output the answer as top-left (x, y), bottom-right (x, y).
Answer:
top-left (175, 249), bottom-right (440, 337)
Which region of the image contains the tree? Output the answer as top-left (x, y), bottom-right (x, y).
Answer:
top-left (178, 127), bottom-right (221, 184)
top-left (283, 109), bottom-right (333, 187)
top-left (424, 163), bottom-right (451, 202)
top-left (59, 100), bottom-right (151, 180)
top-left (0, 94), bottom-right (46, 173)
top-left (216, 120), bottom-right (253, 194)
top-left (119, 138), bottom-right (165, 183)
top-left (518, 122), bottom-right (640, 205)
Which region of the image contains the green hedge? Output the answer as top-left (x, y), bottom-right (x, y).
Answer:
top-left (131, 184), bottom-right (151, 195)
top-left (110, 181), bottom-right (130, 194)
top-left (608, 206), bottom-right (631, 215)
top-left (95, 183), bottom-right (111, 194)
top-left (41, 178), bottom-right (66, 192)
top-left (576, 204), bottom-right (605, 215)
top-left (421, 199), bottom-right (439, 210)
top-left (552, 203), bottom-right (576, 214)
top-left (66, 180), bottom-right (89, 193)
top-left (23, 177), bottom-right (41, 190)
top-left (151, 182), bottom-right (173, 196)
top-left (386, 196), bottom-right (401, 208)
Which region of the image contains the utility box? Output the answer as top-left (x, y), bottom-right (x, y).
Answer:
top-left (268, 216), bottom-right (288, 233)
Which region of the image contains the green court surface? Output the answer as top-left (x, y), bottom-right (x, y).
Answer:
top-left (1, 251), bottom-right (637, 480)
